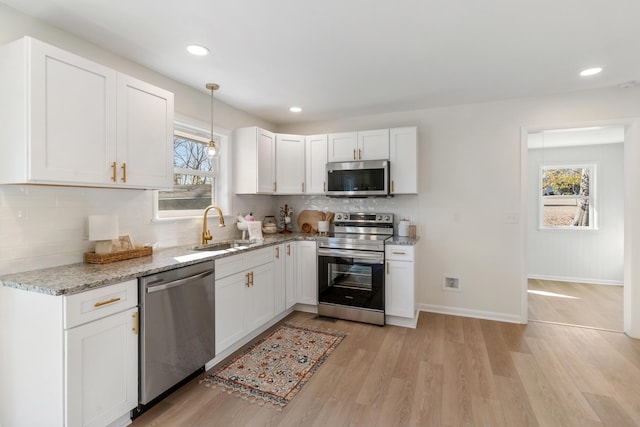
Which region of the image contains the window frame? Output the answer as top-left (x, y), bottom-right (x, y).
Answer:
top-left (538, 163), bottom-right (597, 231)
top-left (154, 118), bottom-right (231, 220)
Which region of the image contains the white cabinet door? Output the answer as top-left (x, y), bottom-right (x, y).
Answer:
top-left (116, 74), bottom-right (174, 189)
top-left (327, 132), bottom-right (358, 162)
top-left (285, 242), bottom-right (297, 309)
top-left (389, 127), bottom-right (418, 194)
top-left (385, 245), bottom-right (415, 319)
top-left (327, 129), bottom-right (389, 162)
top-left (296, 241), bottom-right (318, 305)
top-left (29, 37), bottom-right (118, 185)
top-left (65, 307), bottom-right (138, 427)
top-left (306, 134), bottom-right (328, 194)
top-left (244, 262), bottom-right (275, 333)
top-left (273, 244), bottom-right (286, 314)
top-left (385, 261), bottom-right (415, 318)
top-left (215, 271), bottom-right (246, 353)
top-left (233, 127), bottom-right (275, 194)
top-left (257, 128), bottom-right (276, 193)
top-left (276, 134), bottom-right (306, 194)
top-left (357, 129), bottom-right (389, 160)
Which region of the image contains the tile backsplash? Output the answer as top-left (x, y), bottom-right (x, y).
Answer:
top-left (0, 185), bottom-right (418, 275)
top-left (0, 185), bottom-right (240, 274)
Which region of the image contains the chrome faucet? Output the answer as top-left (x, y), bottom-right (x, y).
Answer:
top-left (202, 205), bottom-right (225, 244)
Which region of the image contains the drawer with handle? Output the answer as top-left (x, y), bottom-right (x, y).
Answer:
top-left (63, 279), bottom-right (138, 329)
top-left (385, 245), bottom-right (414, 262)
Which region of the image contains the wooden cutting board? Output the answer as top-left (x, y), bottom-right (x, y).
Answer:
top-left (297, 210), bottom-right (329, 233)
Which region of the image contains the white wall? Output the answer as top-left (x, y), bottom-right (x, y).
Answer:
top-left (527, 143), bottom-right (624, 284)
top-left (278, 86), bottom-right (640, 335)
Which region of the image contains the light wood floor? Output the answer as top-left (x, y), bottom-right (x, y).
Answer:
top-left (132, 311), bottom-right (640, 427)
top-left (528, 279), bottom-right (623, 331)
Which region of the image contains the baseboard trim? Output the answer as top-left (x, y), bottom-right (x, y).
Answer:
top-left (418, 303), bottom-right (523, 324)
top-left (528, 274), bottom-right (623, 286)
top-left (386, 312), bottom-right (419, 329)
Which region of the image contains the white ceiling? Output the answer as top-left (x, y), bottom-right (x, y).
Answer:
top-left (3, 0), bottom-right (640, 125)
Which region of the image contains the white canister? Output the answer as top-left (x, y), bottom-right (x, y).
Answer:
top-left (317, 220), bottom-right (330, 234)
top-left (398, 220), bottom-right (410, 237)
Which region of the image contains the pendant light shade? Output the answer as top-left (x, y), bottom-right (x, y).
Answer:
top-left (206, 83), bottom-right (220, 158)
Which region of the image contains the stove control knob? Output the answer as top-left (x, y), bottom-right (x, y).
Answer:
top-left (343, 213), bottom-right (349, 220)
top-left (376, 215), bottom-right (383, 222)
top-left (336, 213), bottom-right (343, 221)
top-left (384, 215), bottom-right (391, 222)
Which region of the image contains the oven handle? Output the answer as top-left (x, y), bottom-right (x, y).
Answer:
top-left (318, 248), bottom-right (384, 264)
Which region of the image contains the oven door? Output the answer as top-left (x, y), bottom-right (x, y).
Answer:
top-left (317, 248), bottom-right (384, 311)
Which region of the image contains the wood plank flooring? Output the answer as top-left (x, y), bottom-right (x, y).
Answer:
top-left (132, 311), bottom-right (640, 427)
top-left (528, 279), bottom-right (623, 331)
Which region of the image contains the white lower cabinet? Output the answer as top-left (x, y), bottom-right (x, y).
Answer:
top-left (215, 247), bottom-right (275, 354)
top-left (65, 306), bottom-right (138, 427)
top-left (0, 279), bottom-right (138, 427)
top-left (296, 241), bottom-right (318, 305)
top-left (385, 245), bottom-right (416, 324)
top-left (284, 242), bottom-right (297, 309)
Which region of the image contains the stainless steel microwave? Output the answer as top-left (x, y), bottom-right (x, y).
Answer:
top-left (326, 160), bottom-right (389, 197)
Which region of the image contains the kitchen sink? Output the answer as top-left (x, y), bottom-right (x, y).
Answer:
top-left (190, 240), bottom-right (251, 252)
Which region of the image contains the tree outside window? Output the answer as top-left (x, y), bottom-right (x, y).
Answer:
top-left (158, 131), bottom-right (218, 215)
top-left (540, 165), bottom-right (595, 229)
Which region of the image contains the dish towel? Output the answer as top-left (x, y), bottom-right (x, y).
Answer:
top-left (247, 221), bottom-right (264, 241)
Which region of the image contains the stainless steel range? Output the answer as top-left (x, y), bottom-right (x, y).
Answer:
top-left (317, 212), bottom-right (394, 325)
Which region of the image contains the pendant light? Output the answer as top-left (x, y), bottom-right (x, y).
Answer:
top-left (206, 83), bottom-right (220, 158)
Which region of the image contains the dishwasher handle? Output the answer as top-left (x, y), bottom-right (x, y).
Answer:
top-left (146, 270), bottom-right (214, 293)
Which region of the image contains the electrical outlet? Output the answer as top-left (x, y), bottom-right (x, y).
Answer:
top-left (443, 276), bottom-right (461, 292)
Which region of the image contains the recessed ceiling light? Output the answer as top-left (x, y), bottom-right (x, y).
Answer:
top-left (289, 106), bottom-right (302, 113)
top-left (579, 67), bottom-right (603, 77)
top-left (186, 44), bottom-right (209, 56)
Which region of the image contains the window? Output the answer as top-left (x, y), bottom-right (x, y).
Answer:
top-left (156, 120), bottom-right (229, 219)
top-left (539, 164), bottom-right (596, 229)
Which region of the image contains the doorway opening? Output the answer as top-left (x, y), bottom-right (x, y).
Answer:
top-left (526, 125), bottom-right (624, 331)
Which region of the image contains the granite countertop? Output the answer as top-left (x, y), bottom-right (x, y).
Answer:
top-left (1, 232), bottom-right (419, 296)
top-left (0, 233), bottom-right (317, 296)
top-left (386, 236), bottom-right (419, 245)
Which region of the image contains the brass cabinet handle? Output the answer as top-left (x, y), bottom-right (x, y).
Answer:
top-left (358, 148), bottom-right (362, 160)
top-left (386, 262), bottom-right (389, 275)
top-left (353, 149), bottom-right (356, 160)
top-left (275, 246), bottom-right (280, 259)
top-left (302, 182), bottom-right (305, 192)
top-left (121, 163), bottom-right (127, 183)
top-left (245, 272), bottom-right (251, 287)
top-left (391, 251), bottom-right (406, 255)
top-left (323, 181), bottom-right (326, 192)
top-left (273, 181), bottom-right (277, 192)
top-left (94, 297), bottom-right (121, 307)
top-left (391, 180), bottom-right (395, 193)
top-left (111, 162), bottom-right (117, 182)
top-left (250, 271), bottom-right (254, 286)
top-left (287, 244), bottom-right (291, 256)
top-left (132, 311), bottom-right (139, 335)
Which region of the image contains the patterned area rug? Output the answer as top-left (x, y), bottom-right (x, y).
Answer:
top-left (200, 323), bottom-right (346, 409)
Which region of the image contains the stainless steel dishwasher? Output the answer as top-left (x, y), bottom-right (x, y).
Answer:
top-left (139, 260), bottom-right (215, 406)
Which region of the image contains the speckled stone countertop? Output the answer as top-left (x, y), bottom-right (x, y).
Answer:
top-left (386, 236), bottom-right (419, 245)
top-left (0, 233), bottom-right (317, 296)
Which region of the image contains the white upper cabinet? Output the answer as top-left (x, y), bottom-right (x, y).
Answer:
top-left (305, 134), bottom-right (328, 194)
top-left (327, 132), bottom-right (358, 162)
top-left (0, 36), bottom-right (174, 189)
top-left (116, 74), bottom-right (174, 189)
top-left (234, 127), bottom-right (276, 194)
top-left (357, 129), bottom-right (390, 160)
top-left (389, 126), bottom-right (418, 194)
top-left (327, 129), bottom-right (389, 162)
top-left (275, 134), bottom-right (306, 194)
